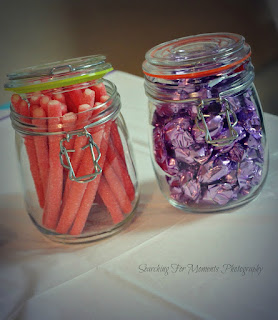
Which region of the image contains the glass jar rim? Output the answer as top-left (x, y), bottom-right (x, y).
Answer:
top-left (142, 33), bottom-right (251, 79)
top-left (4, 55), bottom-right (113, 94)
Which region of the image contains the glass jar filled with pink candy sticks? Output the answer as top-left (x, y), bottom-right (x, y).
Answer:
top-left (5, 55), bottom-right (139, 243)
top-left (142, 33), bottom-right (268, 212)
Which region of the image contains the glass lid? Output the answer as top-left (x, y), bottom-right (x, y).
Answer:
top-left (142, 33), bottom-right (251, 79)
top-left (5, 55), bottom-right (113, 93)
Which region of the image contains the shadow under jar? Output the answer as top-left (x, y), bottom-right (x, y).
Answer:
top-left (142, 33), bottom-right (268, 212)
top-left (5, 55), bottom-right (139, 243)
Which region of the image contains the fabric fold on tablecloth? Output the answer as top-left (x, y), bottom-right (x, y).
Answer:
top-left (16, 268), bottom-right (202, 320)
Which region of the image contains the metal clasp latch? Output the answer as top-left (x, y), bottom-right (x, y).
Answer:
top-left (195, 97), bottom-right (238, 147)
top-left (59, 129), bottom-right (102, 183)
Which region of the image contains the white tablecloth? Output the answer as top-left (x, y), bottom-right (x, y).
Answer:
top-left (0, 71), bottom-right (277, 320)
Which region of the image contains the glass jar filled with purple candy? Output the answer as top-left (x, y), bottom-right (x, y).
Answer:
top-left (142, 33), bottom-right (268, 212)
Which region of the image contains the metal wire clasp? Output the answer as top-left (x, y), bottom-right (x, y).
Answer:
top-left (195, 97), bottom-right (239, 147)
top-left (59, 129), bottom-right (102, 183)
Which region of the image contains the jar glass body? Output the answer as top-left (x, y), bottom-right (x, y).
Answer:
top-left (10, 79), bottom-right (139, 243)
top-left (145, 60), bottom-right (268, 212)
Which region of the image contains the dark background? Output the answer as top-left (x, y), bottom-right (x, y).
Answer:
top-left (0, 0), bottom-right (277, 114)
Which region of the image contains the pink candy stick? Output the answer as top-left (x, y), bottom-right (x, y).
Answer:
top-left (91, 102), bottom-right (102, 117)
top-left (29, 92), bottom-right (41, 105)
top-left (103, 157), bottom-right (132, 214)
top-left (25, 136), bottom-right (45, 208)
top-left (19, 100), bottom-right (29, 118)
top-left (17, 99), bottom-right (45, 208)
top-left (61, 103), bottom-right (68, 115)
top-left (90, 97), bottom-right (109, 122)
top-left (81, 89), bottom-right (95, 107)
top-left (30, 104), bottom-right (40, 117)
top-left (69, 123), bottom-right (111, 235)
top-left (61, 112), bottom-right (77, 196)
top-left (99, 95), bottom-right (110, 103)
top-left (89, 82), bottom-right (107, 102)
top-left (67, 89), bottom-right (83, 113)
top-left (62, 112), bottom-right (77, 151)
top-left (32, 107), bottom-right (49, 199)
top-left (43, 100), bottom-right (63, 229)
top-left (40, 96), bottom-right (51, 115)
top-left (68, 104), bottom-right (92, 171)
top-left (52, 93), bottom-right (66, 104)
top-left (11, 94), bottom-right (22, 112)
top-left (56, 127), bottom-right (104, 234)
top-left (62, 104), bottom-right (92, 205)
top-left (106, 138), bottom-right (135, 201)
top-left (64, 93), bottom-right (76, 113)
top-left (96, 96), bottom-right (134, 204)
top-left (110, 121), bottom-right (127, 164)
top-left (91, 94), bottom-right (133, 213)
top-left (77, 104), bottom-right (92, 125)
top-left (98, 175), bottom-right (124, 224)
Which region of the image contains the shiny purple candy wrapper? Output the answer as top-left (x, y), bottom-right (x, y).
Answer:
top-left (153, 86), bottom-right (265, 209)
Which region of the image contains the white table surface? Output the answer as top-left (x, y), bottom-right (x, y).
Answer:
top-left (0, 71), bottom-right (278, 320)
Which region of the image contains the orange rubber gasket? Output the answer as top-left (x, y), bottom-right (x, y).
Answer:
top-left (143, 51), bottom-right (251, 80)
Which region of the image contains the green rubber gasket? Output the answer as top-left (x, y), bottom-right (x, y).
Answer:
top-left (5, 68), bottom-right (113, 94)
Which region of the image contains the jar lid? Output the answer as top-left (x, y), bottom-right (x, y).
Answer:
top-left (4, 55), bottom-right (113, 93)
top-left (142, 33), bottom-right (251, 79)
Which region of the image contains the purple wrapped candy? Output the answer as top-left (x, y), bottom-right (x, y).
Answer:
top-left (179, 167), bottom-right (196, 184)
top-left (152, 110), bottom-right (164, 127)
top-left (153, 127), bottom-right (180, 175)
top-left (168, 165), bottom-right (194, 184)
top-left (156, 157), bottom-right (180, 176)
top-left (170, 186), bottom-right (183, 201)
top-left (216, 125), bottom-right (246, 153)
top-left (164, 117), bottom-right (193, 148)
top-left (225, 170), bottom-right (238, 186)
top-left (175, 148), bottom-right (195, 164)
top-left (244, 134), bottom-right (260, 149)
top-left (226, 96), bottom-right (242, 113)
top-left (251, 166), bottom-right (263, 186)
top-left (243, 148), bottom-right (262, 163)
top-left (231, 186), bottom-right (240, 200)
top-left (167, 175), bottom-right (180, 187)
top-left (155, 103), bottom-right (175, 118)
top-left (244, 91), bottom-right (256, 111)
top-left (237, 159), bottom-right (261, 189)
top-left (188, 104), bottom-right (198, 120)
top-left (237, 109), bottom-right (253, 123)
top-left (202, 183), bottom-right (234, 205)
top-left (175, 144), bottom-right (212, 165)
top-left (192, 115), bottom-right (223, 143)
top-left (153, 126), bottom-right (167, 165)
top-left (195, 87), bottom-right (211, 100)
top-left (228, 143), bottom-right (244, 162)
top-left (198, 156), bottom-right (231, 184)
top-left (168, 175), bottom-right (183, 201)
top-left (166, 158), bottom-right (179, 175)
top-left (258, 144), bottom-right (264, 161)
top-left (240, 187), bottom-right (252, 197)
top-left (191, 144), bottom-right (213, 165)
top-left (237, 160), bottom-right (262, 196)
top-left (182, 179), bottom-right (201, 201)
top-left (177, 80), bottom-right (196, 95)
top-left (245, 116), bottom-right (262, 139)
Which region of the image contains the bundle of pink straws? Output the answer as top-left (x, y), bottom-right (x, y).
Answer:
top-left (11, 82), bottom-right (135, 235)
